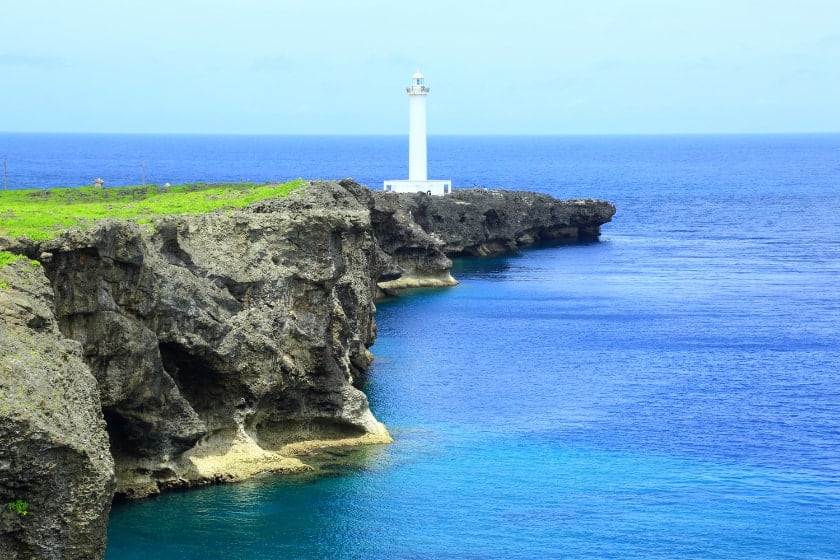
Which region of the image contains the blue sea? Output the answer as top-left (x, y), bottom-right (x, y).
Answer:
top-left (2, 133), bottom-right (839, 559)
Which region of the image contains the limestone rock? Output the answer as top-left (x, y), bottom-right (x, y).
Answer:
top-left (366, 184), bottom-right (615, 288)
top-left (37, 181), bottom-right (392, 498)
top-left (0, 259), bottom-right (115, 559)
top-left (0, 179), bottom-right (615, 558)
top-left (373, 187), bottom-right (615, 256)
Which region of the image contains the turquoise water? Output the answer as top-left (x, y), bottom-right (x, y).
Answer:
top-left (105, 235), bottom-right (840, 558)
top-left (3, 134), bottom-right (838, 558)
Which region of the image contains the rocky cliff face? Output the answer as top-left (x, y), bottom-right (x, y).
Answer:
top-left (367, 184), bottom-right (616, 289)
top-left (36, 181), bottom-right (392, 499)
top-left (0, 180), bottom-right (614, 558)
top-left (0, 259), bottom-right (115, 560)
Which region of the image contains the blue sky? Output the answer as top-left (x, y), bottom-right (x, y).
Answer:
top-left (2, 0), bottom-right (838, 134)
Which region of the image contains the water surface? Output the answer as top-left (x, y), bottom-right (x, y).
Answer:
top-left (5, 133), bottom-right (838, 558)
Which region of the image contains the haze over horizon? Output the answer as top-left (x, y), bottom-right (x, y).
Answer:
top-left (2, 0), bottom-right (839, 136)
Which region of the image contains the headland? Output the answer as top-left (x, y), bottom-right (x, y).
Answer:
top-left (0, 179), bottom-right (614, 558)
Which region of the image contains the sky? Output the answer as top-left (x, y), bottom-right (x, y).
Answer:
top-left (1, 0), bottom-right (839, 135)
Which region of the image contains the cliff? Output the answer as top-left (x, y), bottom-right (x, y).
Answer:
top-left (0, 180), bottom-right (614, 558)
top-left (0, 259), bottom-right (115, 559)
top-left (368, 185), bottom-right (616, 289)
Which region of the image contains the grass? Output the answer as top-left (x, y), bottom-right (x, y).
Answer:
top-left (6, 499), bottom-right (28, 517)
top-left (0, 252), bottom-right (41, 271)
top-left (0, 180), bottom-right (306, 241)
top-left (0, 252), bottom-right (27, 268)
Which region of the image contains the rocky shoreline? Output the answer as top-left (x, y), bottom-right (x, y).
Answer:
top-left (0, 180), bottom-right (614, 558)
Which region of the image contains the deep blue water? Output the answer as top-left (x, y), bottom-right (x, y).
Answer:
top-left (3, 134), bottom-right (839, 558)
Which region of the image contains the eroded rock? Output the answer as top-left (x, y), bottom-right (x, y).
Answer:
top-left (0, 259), bottom-right (115, 559)
top-left (29, 182), bottom-right (392, 498)
top-left (0, 179), bottom-right (615, 558)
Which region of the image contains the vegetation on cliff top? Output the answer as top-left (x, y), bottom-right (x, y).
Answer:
top-left (0, 252), bottom-right (40, 273)
top-left (0, 252), bottom-right (27, 268)
top-left (0, 179), bottom-right (305, 241)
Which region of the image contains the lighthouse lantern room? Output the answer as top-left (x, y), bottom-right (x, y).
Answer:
top-left (384, 71), bottom-right (452, 196)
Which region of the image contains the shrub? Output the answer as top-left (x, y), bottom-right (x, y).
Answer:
top-left (7, 499), bottom-right (28, 517)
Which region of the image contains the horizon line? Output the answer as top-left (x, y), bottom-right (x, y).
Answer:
top-left (2, 131), bottom-right (839, 137)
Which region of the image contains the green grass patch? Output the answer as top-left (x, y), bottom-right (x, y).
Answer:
top-left (0, 251), bottom-right (27, 269)
top-left (0, 180), bottom-right (306, 241)
top-left (0, 250), bottom-right (43, 273)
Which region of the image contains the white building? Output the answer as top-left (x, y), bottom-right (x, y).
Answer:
top-left (383, 71), bottom-right (452, 196)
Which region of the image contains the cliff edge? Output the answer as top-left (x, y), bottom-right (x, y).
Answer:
top-left (0, 180), bottom-right (614, 558)
top-left (368, 183), bottom-right (615, 289)
top-left (36, 182), bottom-right (392, 500)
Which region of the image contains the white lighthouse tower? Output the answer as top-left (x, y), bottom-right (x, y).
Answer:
top-left (384, 71), bottom-right (452, 195)
top-left (408, 71), bottom-right (429, 182)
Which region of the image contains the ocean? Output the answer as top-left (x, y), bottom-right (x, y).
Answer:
top-left (2, 133), bottom-right (839, 558)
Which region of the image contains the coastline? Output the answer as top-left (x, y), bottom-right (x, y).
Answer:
top-left (115, 426), bottom-right (394, 498)
top-left (1, 179), bottom-right (614, 557)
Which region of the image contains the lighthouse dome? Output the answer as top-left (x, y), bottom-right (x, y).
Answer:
top-left (412, 70), bottom-right (424, 80)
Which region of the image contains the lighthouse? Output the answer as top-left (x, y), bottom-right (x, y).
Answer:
top-left (384, 71), bottom-right (452, 195)
top-left (408, 71), bottom-right (428, 181)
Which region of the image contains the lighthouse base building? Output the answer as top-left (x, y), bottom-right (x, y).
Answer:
top-left (383, 179), bottom-right (452, 196)
top-left (384, 71), bottom-right (451, 196)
